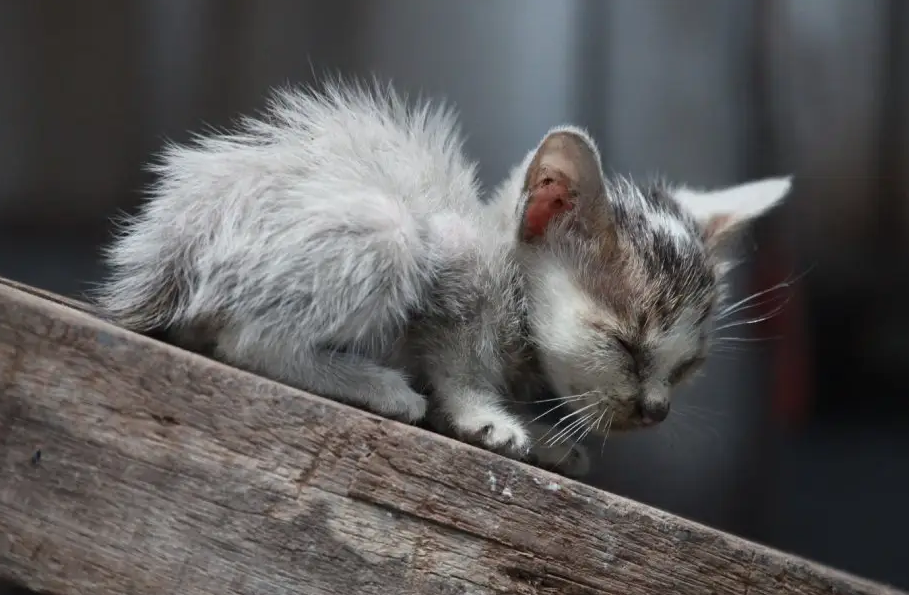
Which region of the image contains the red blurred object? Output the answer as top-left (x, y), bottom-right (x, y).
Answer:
top-left (754, 243), bottom-right (813, 428)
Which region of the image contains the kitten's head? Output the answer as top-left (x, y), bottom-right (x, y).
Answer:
top-left (516, 126), bottom-right (791, 431)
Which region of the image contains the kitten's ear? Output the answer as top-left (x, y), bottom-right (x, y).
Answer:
top-left (519, 127), bottom-right (607, 243)
top-left (673, 176), bottom-right (792, 250)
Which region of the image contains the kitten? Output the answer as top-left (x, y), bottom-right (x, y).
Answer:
top-left (95, 80), bottom-right (791, 475)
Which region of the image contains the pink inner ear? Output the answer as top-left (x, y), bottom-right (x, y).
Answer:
top-left (704, 213), bottom-right (733, 242)
top-left (523, 177), bottom-right (575, 241)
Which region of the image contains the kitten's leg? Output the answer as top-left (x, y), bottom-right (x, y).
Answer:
top-left (415, 323), bottom-right (531, 457)
top-left (525, 422), bottom-right (590, 478)
top-left (286, 350), bottom-right (427, 422)
top-left (214, 325), bottom-right (427, 422)
top-left (431, 382), bottom-right (531, 458)
top-left (423, 343), bottom-right (530, 458)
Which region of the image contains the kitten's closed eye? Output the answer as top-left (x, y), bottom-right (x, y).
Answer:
top-left (614, 337), bottom-right (634, 356)
top-left (669, 356), bottom-right (704, 385)
top-left (614, 336), bottom-right (638, 365)
top-left (611, 336), bottom-right (646, 379)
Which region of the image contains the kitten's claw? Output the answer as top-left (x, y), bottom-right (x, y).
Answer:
top-left (453, 408), bottom-right (531, 459)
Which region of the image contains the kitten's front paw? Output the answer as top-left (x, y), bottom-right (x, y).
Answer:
top-left (452, 408), bottom-right (530, 459)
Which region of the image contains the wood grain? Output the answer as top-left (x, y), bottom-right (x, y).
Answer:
top-left (0, 276), bottom-right (903, 595)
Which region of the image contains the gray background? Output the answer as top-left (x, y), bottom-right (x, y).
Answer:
top-left (1, 0), bottom-right (908, 590)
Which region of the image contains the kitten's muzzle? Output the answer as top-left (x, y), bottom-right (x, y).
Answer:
top-left (636, 399), bottom-right (670, 425)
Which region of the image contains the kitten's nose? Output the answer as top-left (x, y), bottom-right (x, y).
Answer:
top-left (638, 399), bottom-right (670, 424)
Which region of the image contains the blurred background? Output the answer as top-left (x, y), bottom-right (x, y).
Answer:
top-left (1, 0), bottom-right (907, 590)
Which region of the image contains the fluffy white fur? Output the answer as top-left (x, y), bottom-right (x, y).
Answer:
top-left (96, 80), bottom-right (791, 477)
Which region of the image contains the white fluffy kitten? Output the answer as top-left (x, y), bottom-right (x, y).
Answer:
top-left (96, 80), bottom-right (791, 475)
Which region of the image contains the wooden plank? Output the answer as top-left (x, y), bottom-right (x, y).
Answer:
top-left (0, 276), bottom-right (902, 595)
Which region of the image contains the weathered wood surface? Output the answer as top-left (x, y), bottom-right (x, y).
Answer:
top-left (0, 277), bottom-right (903, 595)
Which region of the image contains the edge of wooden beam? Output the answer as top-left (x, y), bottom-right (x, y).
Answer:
top-left (0, 276), bottom-right (904, 595)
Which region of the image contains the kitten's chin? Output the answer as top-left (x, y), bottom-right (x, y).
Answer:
top-left (536, 357), bottom-right (669, 433)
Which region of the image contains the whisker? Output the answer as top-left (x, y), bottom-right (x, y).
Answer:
top-left (715, 267), bottom-right (811, 321)
top-left (530, 391), bottom-right (595, 405)
top-left (575, 414), bottom-right (598, 446)
top-left (546, 408), bottom-right (598, 447)
top-left (565, 412), bottom-right (598, 447)
top-left (527, 402), bottom-right (572, 426)
top-left (709, 343), bottom-right (752, 353)
top-left (554, 413), bottom-right (600, 471)
top-left (713, 303), bottom-right (789, 332)
top-left (599, 411), bottom-right (616, 457)
top-left (716, 292), bottom-right (790, 322)
top-left (546, 413), bottom-right (593, 448)
top-left (553, 411), bottom-right (598, 448)
top-left (713, 335), bottom-right (783, 343)
top-left (534, 400), bottom-right (599, 446)
top-left (717, 284), bottom-right (788, 318)
top-left (527, 392), bottom-right (592, 425)
top-left (588, 407), bottom-right (609, 459)
top-left (592, 407), bottom-right (608, 433)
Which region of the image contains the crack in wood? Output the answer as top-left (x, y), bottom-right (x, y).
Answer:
top-left (500, 564), bottom-right (604, 595)
top-left (149, 413), bottom-right (179, 426)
